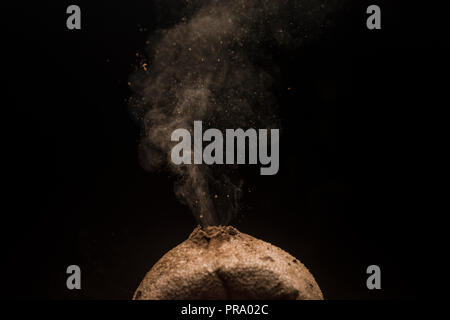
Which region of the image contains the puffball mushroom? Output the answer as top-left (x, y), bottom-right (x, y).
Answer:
top-left (133, 226), bottom-right (323, 300)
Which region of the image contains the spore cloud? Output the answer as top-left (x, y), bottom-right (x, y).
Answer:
top-left (129, 0), bottom-right (337, 226)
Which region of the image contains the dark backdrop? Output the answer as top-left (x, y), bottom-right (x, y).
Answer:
top-left (2, 1), bottom-right (444, 299)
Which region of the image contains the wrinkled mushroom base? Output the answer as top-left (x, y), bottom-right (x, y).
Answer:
top-left (134, 226), bottom-right (323, 300)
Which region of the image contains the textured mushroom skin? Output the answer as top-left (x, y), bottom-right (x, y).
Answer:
top-left (133, 226), bottom-right (323, 300)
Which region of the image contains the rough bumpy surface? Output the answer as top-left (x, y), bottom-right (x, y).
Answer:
top-left (133, 226), bottom-right (323, 300)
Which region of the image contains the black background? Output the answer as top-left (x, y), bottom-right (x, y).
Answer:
top-left (2, 1), bottom-right (444, 299)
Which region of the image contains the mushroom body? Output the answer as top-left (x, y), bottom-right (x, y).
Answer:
top-left (134, 226), bottom-right (323, 300)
